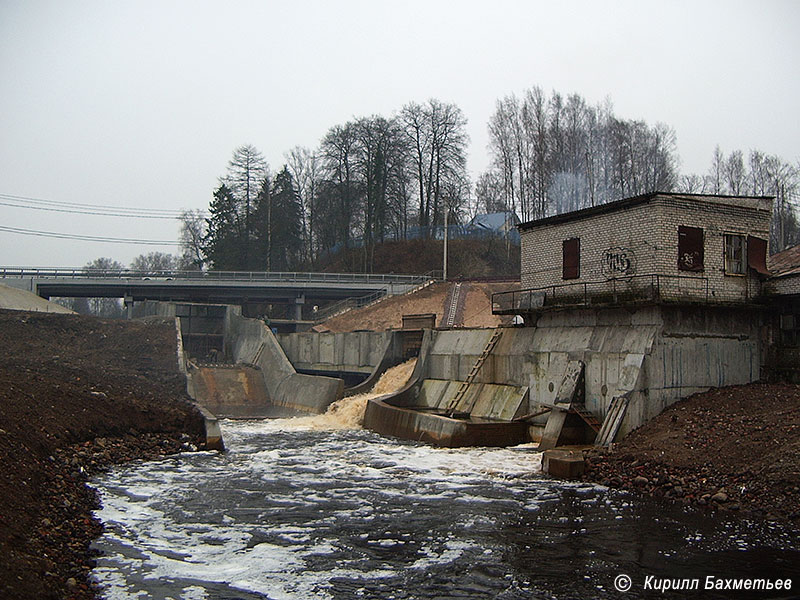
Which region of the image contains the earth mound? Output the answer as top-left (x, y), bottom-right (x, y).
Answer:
top-left (583, 383), bottom-right (800, 528)
top-left (0, 309), bottom-right (207, 600)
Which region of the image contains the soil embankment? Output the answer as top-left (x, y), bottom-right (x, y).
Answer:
top-left (0, 309), bottom-right (208, 600)
top-left (315, 280), bottom-right (518, 332)
top-left (582, 383), bottom-right (800, 528)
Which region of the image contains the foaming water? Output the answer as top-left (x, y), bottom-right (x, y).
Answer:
top-left (91, 393), bottom-right (799, 599)
top-left (266, 358), bottom-right (416, 431)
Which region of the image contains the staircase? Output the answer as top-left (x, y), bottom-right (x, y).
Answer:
top-left (445, 328), bottom-right (503, 416)
top-left (570, 403), bottom-right (601, 432)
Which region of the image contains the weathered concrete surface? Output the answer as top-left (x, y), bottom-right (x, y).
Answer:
top-left (277, 330), bottom-right (392, 375)
top-left (542, 449), bottom-right (585, 479)
top-left (0, 283), bottom-right (74, 313)
top-left (225, 308), bottom-right (343, 414)
top-left (364, 398), bottom-right (529, 447)
top-left (422, 304), bottom-right (764, 441)
top-left (193, 404), bottom-right (225, 451)
top-left (416, 379), bottom-right (528, 420)
top-left (363, 331), bottom-right (530, 447)
top-left (187, 364), bottom-right (278, 419)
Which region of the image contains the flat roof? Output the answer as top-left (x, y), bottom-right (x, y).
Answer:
top-left (517, 191), bottom-right (774, 231)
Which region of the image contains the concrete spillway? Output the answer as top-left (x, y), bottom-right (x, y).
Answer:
top-left (139, 301), bottom-right (345, 420)
top-left (281, 303), bottom-right (764, 448)
top-left (145, 299), bottom-right (765, 449)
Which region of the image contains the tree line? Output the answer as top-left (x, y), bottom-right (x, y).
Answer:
top-left (181, 99), bottom-right (471, 274)
top-left (188, 89), bottom-right (798, 273)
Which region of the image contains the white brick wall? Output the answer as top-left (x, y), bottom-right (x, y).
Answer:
top-left (520, 194), bottom-right (772, 304)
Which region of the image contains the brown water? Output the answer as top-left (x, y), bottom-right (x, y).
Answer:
top-left (274, 358), bottom-right (417, 431)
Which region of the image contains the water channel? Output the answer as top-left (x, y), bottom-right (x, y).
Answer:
top-left (89, 366), bottom-right (799, 600)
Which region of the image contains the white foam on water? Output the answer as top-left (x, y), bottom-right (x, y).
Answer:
top-left (91, 384), bottom-right (555, 600)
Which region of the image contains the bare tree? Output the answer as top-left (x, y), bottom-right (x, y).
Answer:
top-left (130, 252), bottom-right (178, 274)
top-left (286, 146), bottom-right (321, 264)
top-left (83, 257), bottom-right (125, 318)
top-left (179, 209), bottom-right (207, 270)
top-left (224, 145), bottom-right (268, 265)
top-left (401, 99), bottom-right (469, 232)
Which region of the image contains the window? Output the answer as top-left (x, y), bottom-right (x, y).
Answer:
top-left (724, 234), bottom-right (745, 275)
top-left (678, 226), bottom-right (704, 272)
top-left (562, 238), bottom-right (580, 280)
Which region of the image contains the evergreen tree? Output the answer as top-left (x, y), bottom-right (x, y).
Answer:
top-left (266, 166), bottom-right (303, 270)
top-left (203, 183), bottom-right (242, 270)
top-left (252, 175), bottom-right (273, 271)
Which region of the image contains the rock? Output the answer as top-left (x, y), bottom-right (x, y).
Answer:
top-left (633, 475), bottom-right (649, 486)
top-left (711, 492), bottom-right (728, 503)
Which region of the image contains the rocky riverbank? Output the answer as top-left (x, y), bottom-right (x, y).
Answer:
top-left (0, 310), bottom-right (209, 600)
top-left (582, 383), bottom-right (800, 529)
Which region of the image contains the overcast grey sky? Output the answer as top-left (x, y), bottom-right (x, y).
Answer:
top-left (1, 0), bottom-right (798, 268)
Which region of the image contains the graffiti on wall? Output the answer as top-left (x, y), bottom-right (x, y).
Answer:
top-left (601, 247), bottom-right (637, 278)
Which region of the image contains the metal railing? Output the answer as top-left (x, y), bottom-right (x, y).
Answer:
top-left (311, 290), bottom-right (388, 322)
top-left (0, 267), bottom-right (442, 287)
top-left (492, 274), bottom-right (726, 314)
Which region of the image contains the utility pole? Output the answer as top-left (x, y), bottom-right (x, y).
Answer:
top-left (443, 203), bottom-right (449, 281)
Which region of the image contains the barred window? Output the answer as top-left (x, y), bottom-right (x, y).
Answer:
top-left (724, 234), bottom-right (745, 275)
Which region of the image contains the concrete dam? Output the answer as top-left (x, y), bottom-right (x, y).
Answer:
top-left (144, 300), bottom-right (765, 450)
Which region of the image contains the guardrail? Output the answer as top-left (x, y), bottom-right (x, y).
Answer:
top-left (492, 274), bottom-right (725, 314)
top-left (0, 267), bottom-right (442, 287)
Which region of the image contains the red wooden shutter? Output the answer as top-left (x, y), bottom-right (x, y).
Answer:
top-left (563, 238), bottom-right (580, 280)
top-left (747, 236), bottom-right (769, 274)
top-left (677, 226), bottom-right (704, 271)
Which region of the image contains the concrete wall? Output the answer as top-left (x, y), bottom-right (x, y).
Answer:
top-left (277, 331), bottom-right (391, 374)
top-left (418, 303), bottom-right (764, 439)
top-left (224, 308), bottom-right (343, 414)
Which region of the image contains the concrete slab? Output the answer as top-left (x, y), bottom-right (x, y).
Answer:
top-left (0, 284), bottom-right (74, 313)
top-left (542, 449), bottom-right (585, 479)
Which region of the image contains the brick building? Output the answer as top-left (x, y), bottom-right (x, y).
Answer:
top-left (496, 192), bottom-right (772, 314)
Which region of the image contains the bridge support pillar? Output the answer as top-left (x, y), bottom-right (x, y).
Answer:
top-left (124, 296), bottom-right (135, 320)
top-left (293, 294), bottom-right (305, 321)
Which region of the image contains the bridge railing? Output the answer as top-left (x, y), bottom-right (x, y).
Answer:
top-left (0, 267), bottom-right (442, 286)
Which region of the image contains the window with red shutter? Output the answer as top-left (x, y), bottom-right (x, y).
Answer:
top-left (563, 238), bottom-right (580, 280)
top-left (747, 236), bottom-right (769, 275)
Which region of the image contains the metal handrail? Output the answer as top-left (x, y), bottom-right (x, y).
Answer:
top-left (0, 267), bottom-right (443, 286)
top-left (491, 274), bottom-right (724, 313)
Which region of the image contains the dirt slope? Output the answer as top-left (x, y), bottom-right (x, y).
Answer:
top-left (314, 280), bottom-right (519, 332)
top-left (0, 310), bottom-right (207, 600)
top-left (582, 383), bottom-right (800, 528)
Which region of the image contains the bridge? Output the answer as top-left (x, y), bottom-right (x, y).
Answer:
top-left (0, 267), bottom-right (438, 322)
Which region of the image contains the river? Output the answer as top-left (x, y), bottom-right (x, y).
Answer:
top-left (90, 365), bottom-right (799, 600)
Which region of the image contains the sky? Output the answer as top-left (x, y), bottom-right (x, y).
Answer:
top-left (1, 0), bottom-right (798, 268)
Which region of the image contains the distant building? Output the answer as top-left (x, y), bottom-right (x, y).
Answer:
top-left (467, 212), bottom-right (521, 240)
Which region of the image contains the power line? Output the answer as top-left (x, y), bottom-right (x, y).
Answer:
top-left (0, 225), bottom-right (181, 246)
top-left (0, 192), bottom-right (206, 219)
top-left (0, 199), bottom-right (183, 219)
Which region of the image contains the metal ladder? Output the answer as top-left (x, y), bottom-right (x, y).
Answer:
top-left (443, 282), bottom-right (463, 328)
top-left (445, 328), bottom-right (503, 416)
